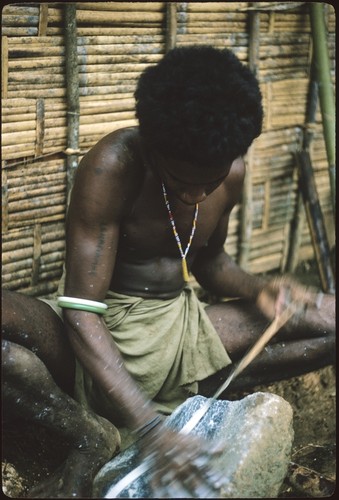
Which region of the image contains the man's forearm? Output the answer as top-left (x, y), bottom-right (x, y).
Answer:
top-left (192, 250), bottom-right (266, 301)
top-left (64, 310), bottom-right (158, 429)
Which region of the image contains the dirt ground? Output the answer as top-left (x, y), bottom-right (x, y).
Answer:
top-left (2, 262), bottom-right (336, 498)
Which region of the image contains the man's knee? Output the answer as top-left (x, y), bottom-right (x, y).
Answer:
top-left (2, 338), bottom-right (38, 374)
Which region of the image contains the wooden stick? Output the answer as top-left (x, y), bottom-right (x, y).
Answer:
top-left (297, 151), bottom-right (335, 293)
top-left (63, 3), bottom-right (80, 200)
top-left (38, 3), bottom-right (48, 36)
top-left (31, 223), bottom-right (42, 285)
top-left (35, 98), bottom-right (45, 156)
top-left (109, 303), bottom-right (299, 497)
top-left (309, 3), bottom-right (336, 214)
top-left (165, 2), bottom-right (177, 52)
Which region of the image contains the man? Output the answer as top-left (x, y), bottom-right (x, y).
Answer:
top-left (2, 46), bottom-right (335, 498)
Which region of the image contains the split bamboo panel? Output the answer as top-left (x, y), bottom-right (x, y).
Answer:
top-left (46, 2), bottom-right (165, 36)
top-left (2, 2), bottom-right (167, 296)
top-left (2, 220), bottom-right (66, 295)
top-left (248, 3), bottom-right (333, 273)
top-left (2, 98), bottom-right (67, 161)
top-left (2, 158), bottom-right (66, 231)
top-left (2, 155), bottom-right (66, 296)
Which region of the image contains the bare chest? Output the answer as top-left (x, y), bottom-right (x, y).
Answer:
top-left (119, 182), bottom-right (226, 260)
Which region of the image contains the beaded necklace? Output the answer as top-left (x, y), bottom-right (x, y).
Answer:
top-left (161, 182), bottom-right (199, 282)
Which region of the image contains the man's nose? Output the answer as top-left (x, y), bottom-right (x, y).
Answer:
top-left (180, 188), bottom-right (207, 204)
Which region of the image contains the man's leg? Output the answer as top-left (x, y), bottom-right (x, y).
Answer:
top-left (2, 289), bottom-right (75, 392)
top-left (2, 290), bottom-right (120, 498)
top-left (200, 294), bottom-right (335, 395)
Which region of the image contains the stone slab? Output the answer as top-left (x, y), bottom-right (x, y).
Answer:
top-left (93, 391), bottom-right (294, 498)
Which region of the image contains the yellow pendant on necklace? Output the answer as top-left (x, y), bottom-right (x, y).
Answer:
top-left (182, 258), bottom-right (190, 282)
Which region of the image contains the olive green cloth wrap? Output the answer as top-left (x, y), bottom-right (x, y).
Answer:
top-left (42, 286), bottom-right (231, 415)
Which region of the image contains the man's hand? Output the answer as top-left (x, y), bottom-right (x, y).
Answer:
top-left (138, 423), bottom-right (224, 497)
top-left (256, 276), bottom-right (319, 321)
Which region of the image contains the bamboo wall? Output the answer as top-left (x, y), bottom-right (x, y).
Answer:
top-left (1, 2), bottom-right (335, 297)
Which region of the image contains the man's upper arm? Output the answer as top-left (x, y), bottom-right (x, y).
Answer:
top-left (63, 135), bottom-right (136, 301)
top-left (203, 157), bottom-right (245, 255)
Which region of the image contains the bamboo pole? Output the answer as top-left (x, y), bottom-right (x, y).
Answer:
top-left (285, 59), bottom-right (318, 273)
top-left (64, 3), bottom-right (80, 198)
top-left (177, 11), bottom-right (247, 22)
top-left (75, 27), bottom-right (164, 36)
top-left (3, 268), bottom-right (63, 286)
top-left (182, 2), bottom-right (248, 12)
top-left (1, 36), bottom-right (8, 99)
top-left (16, 281), bottom-right (63, 297)
top-left (35, 98), bottom-right (45, 156)
top-left (309, 2), bottom-right (335, 215)
top-left (2, 169), bottom-right (9, 232)
top-left (8, 198), bottom-right (66, 215)
top-left (4, 250), bottom-right (65, 269)
top-left (31, 223), bottom-right (42, 285)
top-left (6, 89), bottom-right (66, 99)
top-left (3, 242), bottom-right (65, 267)
top-left (8, 207), bottom-right (65, 222)
top-left (3, 230), bottom-right (64, 249)
top-left (165, 2), bottom-right (177, 53)
top-left (7, 34), bottom-right (164, 46)
top-left (238, 6), bottom-right (260, 270)
top-left (7, 167), bottom-right (65, 181)
top-left (38, 3), bottom-right (48, 36)
top-left (2, 27), bottom-right (38, 36)
top-left (3, 232), bottom-right (65, 254)
top-left (48, 8), bottom-right (164, 24)
top-left (285, 191), bottom-right (306, 272)
top-left (76, 2), bottom-right (164, 11)
top-left (8, 185), bottom-right (65, 202)
top-left (285, 33), bottom-right (334, 280)
top-left (297, 151), bottom-right (335, 293)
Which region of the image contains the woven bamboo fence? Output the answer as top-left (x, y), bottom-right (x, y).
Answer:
top-left (1, 2), bottom-right (335, 297)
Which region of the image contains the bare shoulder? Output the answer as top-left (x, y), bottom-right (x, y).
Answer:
top-left (77, 127), bottom-right (142, 182)
top-left (227, 157), bottom-right (246, 184)
top-left (222, 156), bottom-right (245, 208)
top-left (70, 127), bottom-right (144, 220)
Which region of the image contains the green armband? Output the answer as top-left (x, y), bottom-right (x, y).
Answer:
top-left (57, 296), bottom-right (108, 314)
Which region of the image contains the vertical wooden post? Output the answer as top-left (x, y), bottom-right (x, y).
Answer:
top-left (238, 7), bottom-right (260, 270)
top-left (2, 168), bottom-right (8, 232)
top-left (309, 3), bottom-right (335, 215)
top-left (297, 151), bottom-right (335, 293)
top-left (31, 223), bottom-right (42, 286)
top-left (165, 2), bottom-right (177, 53)
top-left (64, 3), bottom-right (80, 202)
top-left (286, 37), bottom-right (334, 293)
top-left (285, 60), bottom-right (318, 274)
top-left (35, 98), bottom-right (45, 157)
top-left (38, 3), bottom-right (49, 36)
top-left (285, 185), bottom-right (305, 273)
top-left (1, 35), bottom-right (8, 99)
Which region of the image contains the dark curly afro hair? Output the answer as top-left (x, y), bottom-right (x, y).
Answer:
top-left (135, 45), bottom-right (263, 168)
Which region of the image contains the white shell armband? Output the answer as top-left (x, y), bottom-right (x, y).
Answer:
top-left (57, 296), bottom-right (108, 314)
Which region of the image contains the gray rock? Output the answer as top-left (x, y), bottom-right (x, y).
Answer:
top-left (93, 392), bottom-right (294, 498)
